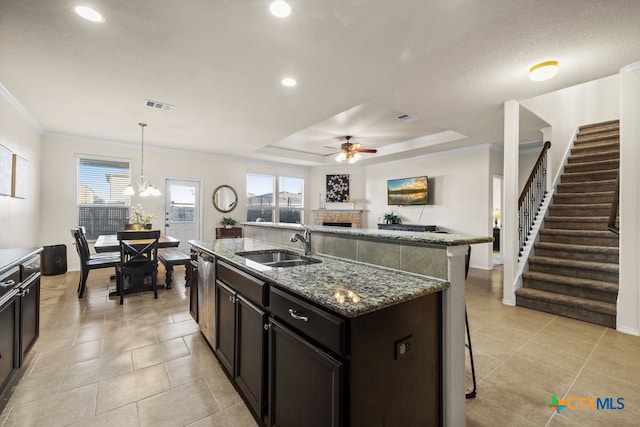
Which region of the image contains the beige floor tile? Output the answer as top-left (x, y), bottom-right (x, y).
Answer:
top-left (491, 352), bottom-right (575, 395)
top-left (475, 369), bottom-right (556, 425)
top-left (138, 378), bottom-right (220, 426)
top-left (529, 329), bottom-right (598, 359)
top-left (29, 339), bottom-right (103, 375)
top-left (541, 316), bottom-right (607, 344)
top-left (131, 337), bottom-right (191, 370)
top-left (155, 319), bottom-right (201, 343)
top-left (69, 403), bottom-right (140, 427)
top-left (466, 394), bottom-right (538, 427)
top-left (188, 401), bottom-right (258, 427)
top-left (61, 350), bottom-right (134, 391)
top-left (102, 327), bottom-right (158, 354)
top-left (3, 383), bottom-right (97, 426)
top-left (96, 364), bottom-right (171, 414)
top-left (6, 365), bottom-right (67, 405)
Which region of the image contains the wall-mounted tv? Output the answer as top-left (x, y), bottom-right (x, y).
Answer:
top-left (387, 176), bottom-right (428, 205)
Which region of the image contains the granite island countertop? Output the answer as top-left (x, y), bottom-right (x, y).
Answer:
top-left (190, 238), bottom-right (449, 318)
top-left (242, 221), bottom-right (493, 246)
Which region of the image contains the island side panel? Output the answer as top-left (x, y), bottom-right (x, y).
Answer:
top-left (349, 291), bottom-right (442, 426)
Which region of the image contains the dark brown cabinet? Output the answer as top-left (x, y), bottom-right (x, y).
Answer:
top-left (18, 272), bottom-right (40, 364)
top-left (188, 259), bottom-right (198, 322)
top-left (235, 295), bottom-right (267, 418)
top-left (215, 280), bottom-right (236, 374)
top-left (215, 261), bottom-right (268, 420)
top-left (268, 319), bottom-right (342, 427)
top-left (0, 292), bottom-right (19, 395)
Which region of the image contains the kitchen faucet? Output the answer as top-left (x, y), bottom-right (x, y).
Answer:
top-left (290, 224), bottom-right (312, 256)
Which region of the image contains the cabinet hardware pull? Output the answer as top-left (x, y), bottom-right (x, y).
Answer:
top-left (0, 279), bottom-right (15, 287)
top-left (288, 308), bottom-right (308, 322)
top-left (264, 323), bottom-right (271, 331)
top-left (228, 295), bottom-right (236, 303)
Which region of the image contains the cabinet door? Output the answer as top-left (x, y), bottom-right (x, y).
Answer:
top-left (19, 274), bottom-right (40, 365)
top-left (0, 294), bottom-right (19, 393)
top-left (215, 280), bottom-right (236, 375)
top-left (236, 295), bottom-right (267, 419)
top-left (268, 319), bottom-right (343, 427)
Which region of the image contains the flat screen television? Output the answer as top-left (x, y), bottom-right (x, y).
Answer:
top-left (387, 176), bottom-right (428, 205)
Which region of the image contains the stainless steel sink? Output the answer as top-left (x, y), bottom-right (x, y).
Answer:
top-left (236, 249), bottom-right (322, 268)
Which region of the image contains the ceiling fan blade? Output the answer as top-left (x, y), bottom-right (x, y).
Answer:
top-left (357, 148), bottom-right (377, 153)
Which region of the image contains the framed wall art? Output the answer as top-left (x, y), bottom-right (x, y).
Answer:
top-left (11, 153), bottom-right (28, 199)
top-left (326, 174), bottom-right (350, 202)
top-left (0, 144), bottom-right (11, 196)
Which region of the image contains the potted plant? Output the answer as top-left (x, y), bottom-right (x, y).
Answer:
top-left (383, 212), bottom-right (401, 225)
top-left (126, 204), bottom-right (155, 230)
top-left (220, 217), bottom-right (237, 228)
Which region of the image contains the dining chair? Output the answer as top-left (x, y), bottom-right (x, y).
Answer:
top-left (115, 230), bottom-right (160, 305)
top-left (70, 227), bottom-right (120, 298)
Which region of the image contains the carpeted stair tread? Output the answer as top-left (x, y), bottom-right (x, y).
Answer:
top-left (553, 191), bottom-right (614, 204)
top-left (515, 288), bottom-right (616, 319)
top-left (574, 130), bottom-right (619, 144)
top-left (534, 241), bottom-right (619, 255)
top-left (540, 229), bottom-right (618, 238)
top-left (522, 271), bottom-right (618, 294)
top-left (564, 159), bottom-right (619, 173)
top-left (577, 120), bottom-right (620, 133)
top-left (529, 256), bottom-right (618, 273)
top-left (568, 150), bottom-right (619, 164)
top-left (571, 141), bottom-right (619, 155)
top-left (560, 169), bottom-right (618, 182)
top-left (556, 179), bottom-right (617, 193)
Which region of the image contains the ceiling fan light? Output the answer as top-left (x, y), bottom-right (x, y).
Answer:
top-left (335, 152), bottom-right (346, 162)
top-left (348, 153), bottom-right (362, 164)
top-left (529, 60), bottom-right (558, 81)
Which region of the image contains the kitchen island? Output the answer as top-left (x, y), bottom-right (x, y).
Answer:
top-left (190, 237), bottom-right (449, 426)
top-left (242, 222), bottom-right (494, 427)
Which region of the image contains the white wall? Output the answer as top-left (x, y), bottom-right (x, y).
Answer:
top-left (520, 75), bottom-right (620, 186)
top-left (40, 134), bottom-right (310, 271)
top-left (0, 96), bottom-right (42, 248)
top-left (364, 146), bottom-right (494, 270)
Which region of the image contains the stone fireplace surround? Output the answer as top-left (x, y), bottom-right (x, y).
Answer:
top-left (312, 209), bottom-right (362, 228)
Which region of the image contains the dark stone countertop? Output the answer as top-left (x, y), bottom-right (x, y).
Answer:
top-left (190, 238), bottom-right (448, 318)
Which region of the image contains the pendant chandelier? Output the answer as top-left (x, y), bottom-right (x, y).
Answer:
top-left (123, 123), bottom-right (161, 197)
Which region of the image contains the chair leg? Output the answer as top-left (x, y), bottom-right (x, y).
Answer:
top-left (78, 269), bottom-right (89, 298)
top-left (165, 265), bottom-right (173, 289)
top-left (465, 305), bottom-right (477, 399)
top-left (153, 271), bottom-right (158, 299)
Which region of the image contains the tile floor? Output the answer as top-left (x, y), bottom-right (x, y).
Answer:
top-left (0, 264), bottom-right (638, 426)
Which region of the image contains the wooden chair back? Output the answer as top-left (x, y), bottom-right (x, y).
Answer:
top-left (116, 230), bottom-right (160, 271)
top-left (70, 227), bottom-right (91, 264)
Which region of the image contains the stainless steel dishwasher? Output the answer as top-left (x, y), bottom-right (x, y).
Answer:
top-left (197, 251), bottom-right (216, 346)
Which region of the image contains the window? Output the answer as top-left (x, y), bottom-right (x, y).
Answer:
top-left (247, 173), bottom-right (304, 223)
top-left (77, 156), bottom-right (131, 240)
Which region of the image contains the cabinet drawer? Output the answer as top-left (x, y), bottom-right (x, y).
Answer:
top-left (270, 287), bottom-right (345, 356)
top-left (217, 260), bottom-right (267, 307)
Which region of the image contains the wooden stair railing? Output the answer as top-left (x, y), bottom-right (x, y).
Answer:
top-left (608, 172), bottom-right (620, 234)
top-left (518, 141), bottom-right (551, 254)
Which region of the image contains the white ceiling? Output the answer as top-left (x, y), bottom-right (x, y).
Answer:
top-left (1, 1), bottom-right (639, 166)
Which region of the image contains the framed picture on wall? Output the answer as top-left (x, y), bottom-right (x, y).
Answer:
top-left (11, 153), bottom-right (28, 199)
top-left (0, 145), bottom-right (11, 196)
top-left (326, 174), bottom-right (349, 202)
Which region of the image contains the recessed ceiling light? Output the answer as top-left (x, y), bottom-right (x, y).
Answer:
top-left (281, 77), bottom-right (297, 87)
top-left (270, 1), bottom-right (291, 18)
top-left (74, 5), bottom-right (104, 23)
top-left (529, 60), bottom-right (559, 81)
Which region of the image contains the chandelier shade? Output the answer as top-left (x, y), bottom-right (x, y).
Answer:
top-left (123, 123), bottom-right (161, 197)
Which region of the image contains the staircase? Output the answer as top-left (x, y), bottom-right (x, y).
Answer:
top-left (516, 120), bottom-right (620, 328)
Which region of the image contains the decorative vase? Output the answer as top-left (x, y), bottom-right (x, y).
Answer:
top-left (125, 223), bottom-right (152, 231)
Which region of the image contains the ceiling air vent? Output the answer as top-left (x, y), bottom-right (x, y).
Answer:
top-left (144, 99), bottom-right (175, 111)
top-left (396, 113), bottom-right (417, 122)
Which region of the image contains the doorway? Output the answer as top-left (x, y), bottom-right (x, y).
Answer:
top-left (492, 175), bottom-right (503, 267)
top-left (164, 179), bottom-right (201, 252)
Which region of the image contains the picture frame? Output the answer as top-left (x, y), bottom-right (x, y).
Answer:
top-left (0, 144), bottom-right (11, 196)
top-left (11, 153), bottom-right (28, 199)
top-left (326, 174), bottom-right (350, 202)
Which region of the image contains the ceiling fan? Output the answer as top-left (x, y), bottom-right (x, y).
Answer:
top-left (333, 136), bottom-right (377, 163)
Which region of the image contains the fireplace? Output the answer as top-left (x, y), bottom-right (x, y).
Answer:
top-left (313, 209), bottom-right (362, 228)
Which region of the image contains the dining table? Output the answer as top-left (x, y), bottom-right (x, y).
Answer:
top-left (94, 233), bottom-right (180, 253)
